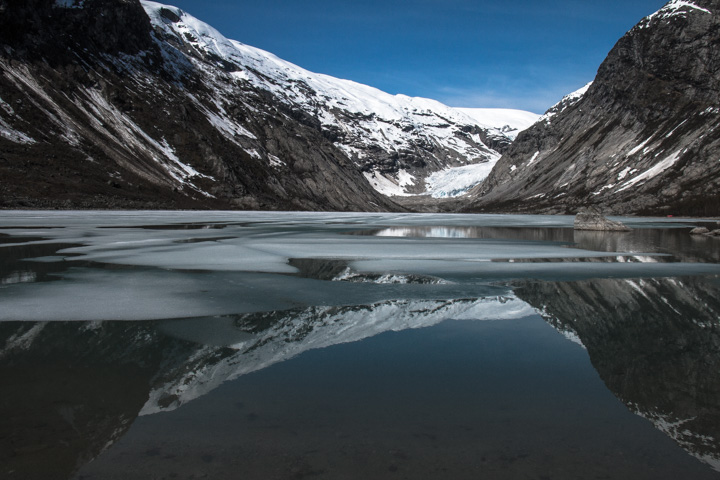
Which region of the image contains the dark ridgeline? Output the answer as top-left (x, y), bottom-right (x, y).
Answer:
top-left (466, 0), bottom-right (720, 216)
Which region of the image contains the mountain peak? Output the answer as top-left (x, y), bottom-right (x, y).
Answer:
top-left (640, 0), bottom-right (713, 28)
top-left (0, 0), bottom-right (529, 210)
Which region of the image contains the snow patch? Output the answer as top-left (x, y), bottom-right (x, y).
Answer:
top-left (363, 170), bottom-right (414, 197)
top-left (666, 119), bottom-right (688, 138)
top-left (628, 137), bottom-right (653, 156)
top-left (625, 279), bottom-right (652, 300)
top-left (617, 167), bottom-right (634, 180)
top-left (0, 116), bottom-right (36, 144)
top-left (526, 151), bottom-right (540, 167)
top-left (397, 170), bottom-right (417, 190)
top-left (616, 150), bottom-right (683, 192)
top-left (1, 61), bottom-right (82, 145)
top-left (539, 82), bottom-right (592, 124)
top-left (560, 330), bottom-right (586, 348)
top-left (642, 0), bottom-right (712, 27)
top-left (268, 154), bottom-right (285, 168)
top-left (1, 323), bottom-right (48, 358)
top-left (246, 149), bottom-right (261, 159)
top-left (592, 184), bottom-right (615, 196)
top-left (82, 89), bottom-right (214, 193)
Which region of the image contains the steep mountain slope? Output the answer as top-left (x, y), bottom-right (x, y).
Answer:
top-left (467, 0), bottom-right (720, 216)
top-left (0, 0), bottom-right (525, 210)
top-left (0, 0), bottom-right (401, 211)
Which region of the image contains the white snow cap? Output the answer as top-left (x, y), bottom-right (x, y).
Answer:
top-left (641, 1), bottom-right (712, 28)
top-left (455, 108), bottom-right (540, 140)
top-left (538, 82), bottom-right (593, 124)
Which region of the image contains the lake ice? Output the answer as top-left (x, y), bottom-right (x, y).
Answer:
top-left (1, 211), bottom-right (717, 321)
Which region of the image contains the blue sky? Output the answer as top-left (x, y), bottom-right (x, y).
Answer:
top-left (158, 0), bottom-right (667, 113)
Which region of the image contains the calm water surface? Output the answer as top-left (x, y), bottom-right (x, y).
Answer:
top-left (1, 211), bottom-right (719, 479)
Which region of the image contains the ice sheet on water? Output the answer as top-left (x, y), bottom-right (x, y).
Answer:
top-left (0, 210), bottom-right (701, 231)
top-left (0, 267), bottom-right (511, 321)
top-left (351, 259), bottom-right (720, 282)
top-left (0, 211), bottom-right (714, 322)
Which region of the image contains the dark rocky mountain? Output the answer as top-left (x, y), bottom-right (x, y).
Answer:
top-left (0, 0), bottom-right (520, 211)
top-left (466, 0), bottom-right (720, 216)
top-left (0, 0), bottom-right (406, 211)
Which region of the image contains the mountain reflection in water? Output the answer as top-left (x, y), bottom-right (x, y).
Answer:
top-left (518, 274), bottom-right (720, 471)
top-left (1, 212), bottom-right (719, 479)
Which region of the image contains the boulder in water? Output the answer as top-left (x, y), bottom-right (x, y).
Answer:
top-left (574, 208), bottom-right (631, 231)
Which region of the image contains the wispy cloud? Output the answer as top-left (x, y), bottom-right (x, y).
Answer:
top-left (434, 82), bottom-right (587, 113)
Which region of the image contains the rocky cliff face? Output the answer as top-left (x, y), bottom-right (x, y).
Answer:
top-left (0, 0), bottom-right (154, 59)
top-left (467, 0), bottom-right (720, 216)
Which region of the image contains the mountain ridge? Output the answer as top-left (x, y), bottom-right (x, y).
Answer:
top-left (466, 0), bottom-right (720, 216)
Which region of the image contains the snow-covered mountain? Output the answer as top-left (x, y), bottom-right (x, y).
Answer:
top-left (140, 295), bottom-right (535, 415)
top-left (467, 0), bottom-right (720, 216)
top-left (142, 1), bottom-right (536, 198)
top-left (0, 0), bottom-right (535, 210)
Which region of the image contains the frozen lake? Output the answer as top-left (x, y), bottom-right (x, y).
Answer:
top-left (1, 211), bottom-right (720, 479)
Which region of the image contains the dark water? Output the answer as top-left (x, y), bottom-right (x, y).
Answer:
top-left (1, 212), bottom-right (719, 479)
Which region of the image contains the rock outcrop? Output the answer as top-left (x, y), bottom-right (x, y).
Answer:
top-left (574, 208), bottom-right (631, 231)
top-left (465, 0), bottom-right (720, 216)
